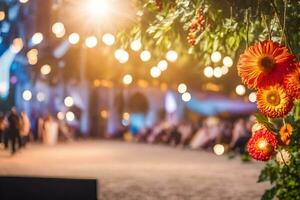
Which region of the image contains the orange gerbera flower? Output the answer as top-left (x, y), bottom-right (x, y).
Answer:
top-left (237, 40), bottom-right (294, 89)
top-left (279, 123), bottom-right (293, 145)
top-left (256, 84), bottom-right (293, 118)
top-left (284, 63), bottom-right (300, 99)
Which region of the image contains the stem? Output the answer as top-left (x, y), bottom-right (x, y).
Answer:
top-left (246, 8), bottom-right (249, 48)
top-left (281, 0), bottom-right (287, 44)
top-left (279, 150), bottom-right (289, 168)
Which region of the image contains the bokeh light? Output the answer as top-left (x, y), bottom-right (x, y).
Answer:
top-left (102, 33), bottom-right (115, 46)
top-left (130, 39), bottom-right (142, 51)
top-left (85, 36), bottom-right (98, 48)
top-left (40, 64), bottom-right (51, 75)
top-left (27, 49), bottom-right (38, 65)
top-left (31, 32), bottom-right (43, 45)
top-left (213, 67), bottom-right (222, 78)
top-left (19, 0), bottom-right (29, 3)
top-left (213, 144), bottom-right (225, 155)
top-left (181, 92), bottom-right (191, 102)
top-left (236, 84), bottom-right (246, 96)
top-left (140, 50), bottom-right (151, 62)
top-left (150, 66), bottom-right (161, 78)
top-left (249, 92), bottom-right (257, 102)
top-left (0, 11), bottom-right (5, 21)
top-left (122, 74), bottom-right (133, 85)
top-left (68, 33), bottom-right (80, 44)
top-left (36, 92), bottom-right (45, 102)
top-left (22, 90), bottom-right (32, 101)
top-left (66, 111), bottom-right (75, 122)
top-left (221, 66), bottom-right (229, 75)
top-left (57, 112), bottom-right (65, 120)
top-left (157, 60), bottom-right (168, 71)
top-left (114, 48), bottom-right (129, 63)
top-left (166, 50), bottom-right (178, 62)
top-left (204, 66), bottom-right (214, 78)
top-left (52, 22), bottom-right (65, 38)
top-left (64, 96), bottom-right (74, 107)
top-left (10, 38), bottom-right (24, 53)
top-left (223, 56), bottom-right (233, 67)
top-left (177, 83), bottom-right (187, 94)
top-left (211, 51), bottom-right (222, 63)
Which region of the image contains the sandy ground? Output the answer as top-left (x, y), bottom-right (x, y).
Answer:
top-left (0, 140), bottom-right (268, 200)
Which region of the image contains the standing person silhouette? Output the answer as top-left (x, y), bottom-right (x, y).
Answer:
top-left (7, 107), bottom-right (21, 155)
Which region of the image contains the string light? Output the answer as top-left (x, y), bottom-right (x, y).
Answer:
top-left (40, 64), bottom-right (51, 75)
top-left (122, 74), bottom-right (133, 85)
top-left (236, 84), bottom-right (246, 96)
top-left (150, 66), bottom-right (161, 78)
top-left (22, 90), bottom-right (32, 101)
top-left (100, 110), bottom-right (108, 118)
top-left (166, 50), bottom-right (178, 62)
top-left (19, 0), bottom-right (29, 3)
top-left (31, 32), bottom-right (43, 45)
top-left (204, 66), bottom-right (214, 78)
top-left (157, 60), bottom-right (168, 71)
top-left (85, 36), bottom-right (98, 48)
top-left (181, 92), bottom-right (191, 102)
top-left (140, 50), bottom-right (151, 62)
top-left (64, 96), bottom-right (74, 107)
top-left (177, 83), bottom-right (187, 94)
top-left (68, 33), bottom-right (80, 44)
top-left (130, 39), bottom-right (142, 51)
top-left (211, 51), bottom-right (222, 63)
top-left (102, 33), bottom-right (115, 46)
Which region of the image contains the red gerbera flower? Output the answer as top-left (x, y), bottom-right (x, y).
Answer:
top-left (247, 129), bottom-right (278, 161)
top-left (284, 62), bottom-right (300, 99)
top-left (237, 40), bottom-right (294, 89)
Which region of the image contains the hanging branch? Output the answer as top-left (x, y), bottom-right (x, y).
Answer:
top-left (271, 0), bottom-right (294, 55)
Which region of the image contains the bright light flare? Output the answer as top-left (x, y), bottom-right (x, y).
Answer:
top-left (0, 11), bottom-right (5, 21)
top-left (204, 66), bottom-right (214, 78)
top-left (85, 0), bottom-right (111, 19)
top-left (140, 50), bottom-right (151, 62)
top-left (40, 64), bottom-right (51, 75)
top-left (130, 39), bottom-right (142, 51)
top-left (249, 92), bottom-right (257, 102)
top-left (114, 49), bottom-right (129, 63)
top-left (211, 51), bottom-right (222, 63)
top-left (213, 67), bottom-right (222, 78)
top-left (66, 111), bottom-right (75, 122)
top-left (31, 32), bottom-right (43, 45)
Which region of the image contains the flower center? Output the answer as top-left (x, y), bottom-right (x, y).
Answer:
top-left (259, 56), bottom-right (275, 72)
top-left (256, 139), bottom-right (273, 153)
top-left (266, 91), bottom-right (280, 106)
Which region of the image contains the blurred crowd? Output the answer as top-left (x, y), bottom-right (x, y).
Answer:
top-left (0, 108), bottom-right (74, 155)
top-left (112, 116), bottom-right (256, 156)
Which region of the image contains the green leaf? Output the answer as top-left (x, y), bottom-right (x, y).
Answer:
top-left (254, 113), bottom-right (277, 132)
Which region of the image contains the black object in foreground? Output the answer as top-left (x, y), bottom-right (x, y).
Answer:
top-left (0, 176), bottom-right (98, 200)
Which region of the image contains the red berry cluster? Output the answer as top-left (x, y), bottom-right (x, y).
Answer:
top-left (187, 9), bottom-right (205, 46)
